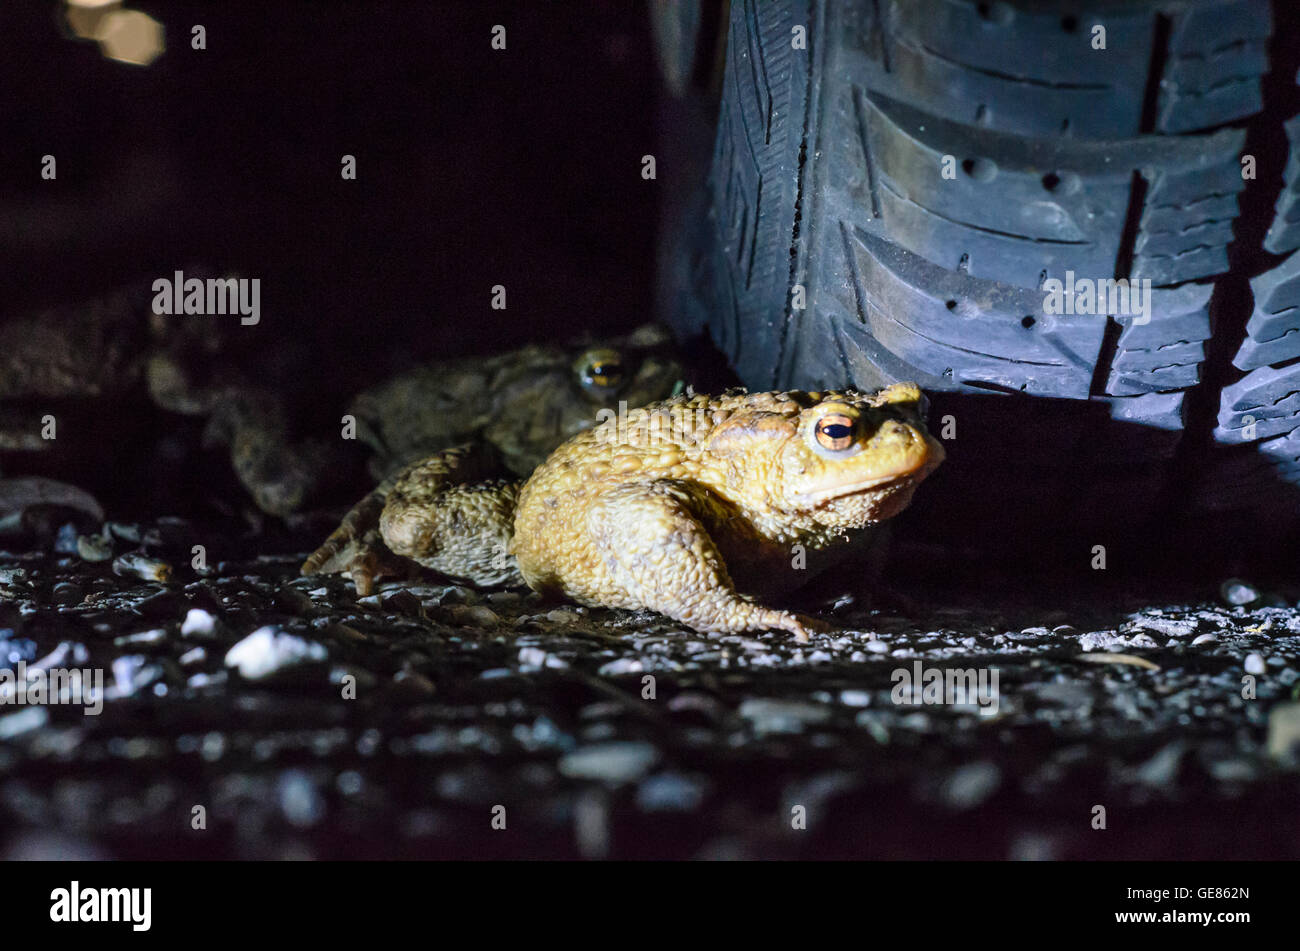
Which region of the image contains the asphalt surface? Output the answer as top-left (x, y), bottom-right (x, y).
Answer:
top-left (1, 518), bottom-right (1298, 860)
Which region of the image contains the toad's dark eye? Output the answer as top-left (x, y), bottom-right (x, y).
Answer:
top-left (814, 414), bottom-right (856, 451)
top-left (574, 348), bottom-right (626, 396)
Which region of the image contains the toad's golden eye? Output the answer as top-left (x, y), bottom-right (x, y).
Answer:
top-left (574, 348), bottom-right (626, 396)
top-left (814, 413), bottom-right (856, 451)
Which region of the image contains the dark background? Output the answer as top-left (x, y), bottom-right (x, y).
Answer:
top-left (2, 0), bottom-right (663, 396)
top-left (1, 1), bottom-right (681, 518)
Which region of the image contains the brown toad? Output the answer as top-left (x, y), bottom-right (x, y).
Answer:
top-left (303, 383), bottom-right (943, 640)
top-left (155, 322), bottom-right (683, 514)
top-left (301, 326), bottom-right (684, 583)
top-left (349, 323), bottom-right (684, 481)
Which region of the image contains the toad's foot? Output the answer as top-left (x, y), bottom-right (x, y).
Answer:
top-left (703, 605), bottom-right (832, 643)
top-left (776, 612), bottom-right (835, 643)
top-left (301, 486), bottom-right (389, 580)
top-left (331, 529), bottom-right (416, 598)
top-left (300, 493), bottom-right (411, 597)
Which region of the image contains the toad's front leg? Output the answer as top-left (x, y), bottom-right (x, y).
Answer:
top-left (567, 481), bottom-right (828, 641)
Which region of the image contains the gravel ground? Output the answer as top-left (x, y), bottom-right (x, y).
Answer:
top-left (1, 518), bottom-right (1298, 860)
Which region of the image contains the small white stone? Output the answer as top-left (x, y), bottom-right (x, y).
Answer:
top-left (181, 609), bottom-right (216, 637)
top-left (559, 742), bottom-right (660, 782)
top-left (178, 647), bottom-right (206, 666)
top-left (942, 761), bottom-right (1001, 809)
top-left (1266, 703), bottom-right (1300, 760)
top-left (738, 698), bottom-right (830, 735)
top-left (0, 707), bottom-right (48, 738)
top-left (598, 658), bottom-right (643, 676)
top-left (517, 647), bottom-right (548, 668)
top-left (224, 626), bottom-right (327, 680)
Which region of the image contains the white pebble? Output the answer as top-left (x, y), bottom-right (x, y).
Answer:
top-left (559, 742), bottom-right (659, 783)
top-left (224, 626), bottom-right (327, 680)
top-left (517, 647), bottom-right (548, 668)
top-left (0, 707), bottom-right (48, 739)
top-left (181, 609), bottom-right (217, 637)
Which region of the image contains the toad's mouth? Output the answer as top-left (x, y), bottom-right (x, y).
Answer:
top-left (794, 435), bottom-right (945, 506)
